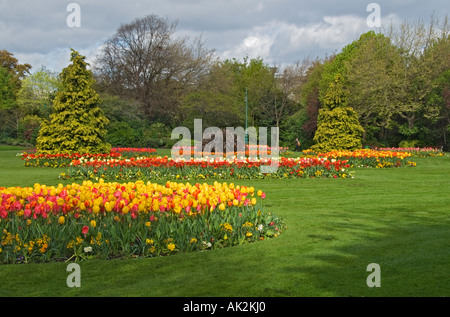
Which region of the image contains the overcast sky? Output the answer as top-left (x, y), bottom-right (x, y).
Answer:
top-left (0, 0), bottom-right (448, 73)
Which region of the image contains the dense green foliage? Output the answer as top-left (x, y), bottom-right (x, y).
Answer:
top-left (0, 66), bottom-right (15, 110)
top-left (35, 50), bottom-right (111, 154)
top-left (1, 15), bottom-right (449, 151)
top-left (311, 75), bottom-right (364, 152)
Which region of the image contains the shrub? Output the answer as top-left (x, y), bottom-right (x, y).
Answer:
top-left (106, 121), bottom-right (138, 147)
top-left (311, 74), bottom-right (364, 152)
top-left (36, 49), bottom-right (111, 154)
top-left (398, 140), bottom-right (419, 148)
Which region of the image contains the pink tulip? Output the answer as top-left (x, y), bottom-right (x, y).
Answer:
top-left (24, 209), bottom-right (32, 218)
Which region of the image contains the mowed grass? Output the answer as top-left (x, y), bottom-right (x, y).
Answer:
top-left (0, 145), bottom-right (449, 297)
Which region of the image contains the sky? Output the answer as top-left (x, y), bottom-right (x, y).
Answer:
top-left (0, 0), bottom-right (448, 73)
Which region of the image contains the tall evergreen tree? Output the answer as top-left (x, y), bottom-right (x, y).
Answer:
top-left (311, 74), bottom-right (364, 152)
top-left (36, 49), bottom-right (111, 154)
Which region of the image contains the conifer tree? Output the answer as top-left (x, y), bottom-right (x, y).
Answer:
top-left (36, 49), bottom-right (111, 154)
top-left (311, 74), bottom-right (364, 152)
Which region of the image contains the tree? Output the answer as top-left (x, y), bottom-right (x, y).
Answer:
top-left (311, 74), bottom-right (364, 152)
top-left (235, 57), bottom-right (276, 127)
top-left (299, 59), bottom-right (327, 143)
top-left (181, 60), bottom-right (243, 128)
top-left (314, 16), bottom-right (449, 147)
top-left (17, 66), bottom-right (62, 119)
top-left (0, 51), bottom-right (32, 141)
top-left (94, 14), bottom-right (214, 126)
top-left (386, 15), bottom-right (450, 140)
top-left (0, 66), bottom-right (16, 110)
top-left (0, 66), bottom-right (19, 141)
top-left (423, 69), bottom-right (450, 149)
top-left (0, 50), bottom-right (31, 94)
top-left (36, 49), bottom-right (111, 154)
top-left (181, 57), bottom-right (281, 130)
top-left (318, 42), bottom-right (358, 105)
top-left (264, 60), bottom-right (307, 128)
top-left (280, 109), bottom-right (309, 148)
top-left (344, 31), bottom-right (403, 141)
top-left (1, 66), bottom-right (62, 145)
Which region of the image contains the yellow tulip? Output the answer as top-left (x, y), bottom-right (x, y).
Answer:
top-left (105, 202), bottom-right (112, 212)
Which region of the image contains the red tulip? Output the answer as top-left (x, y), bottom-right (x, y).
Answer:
top-left (82, 226), bottom-right (89, 236)
top-left (0, 207), bottom-right (7, 219)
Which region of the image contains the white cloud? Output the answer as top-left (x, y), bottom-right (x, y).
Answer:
top-left (222, 34), bottom-right (275, 61)
top-left (288, 15), bottom-right (369, 49)
top-left (219, 14), bottom-right (379, 64)
top-left (15, 44), bottom-right (103, 74)
top-left (0, 0), bottom-right (445, 72)
top-left (256, 2), bottom-right (265, 12)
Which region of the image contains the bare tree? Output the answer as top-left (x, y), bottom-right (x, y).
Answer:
top-left (94, 14), bottom-right (215, 125)
top-left (257, 58), bottom-right (314, 128)
top-left (273, 58), bottom-right (315, 126)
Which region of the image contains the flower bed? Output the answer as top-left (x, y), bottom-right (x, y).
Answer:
top-left (61, 156), bottom-right (352, 181)
top-left (0, 180), bottom-right (285, 264)
top-left (301, 149), bottom-right (417, 168)
top-left (20, 148), bottom-right (419, 182)
top-left (20, 152), bottom-right (122, 168)
top-left (373, 147), bottom-right (445, 157)
top-left (19, 147), bottom-right (157, 167)
top-left (111, 147), bottom-right (157, 158)
top-left (172, 144), bottom-right (290, 156)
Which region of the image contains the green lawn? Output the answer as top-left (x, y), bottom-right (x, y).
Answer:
top-left (0, 146), bottom-right (449, 297)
